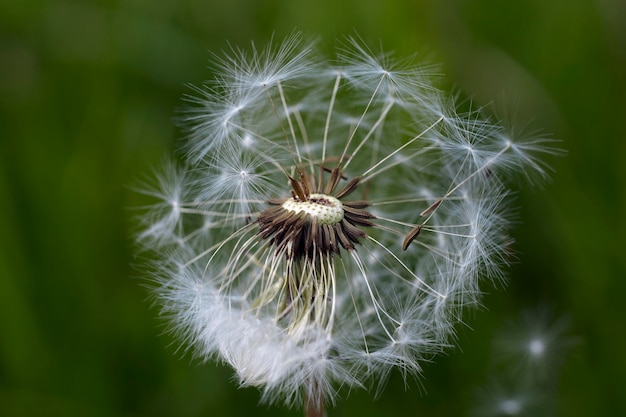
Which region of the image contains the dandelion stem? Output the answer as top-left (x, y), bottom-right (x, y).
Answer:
top-left (305, 381), bottom-right (327, 417)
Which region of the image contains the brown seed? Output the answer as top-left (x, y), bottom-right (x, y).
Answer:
top-left (324, 167), bottom-right (342, 195)
top-left (335, 176), bottom-right (361, 199)
top-left (343, 200), bottom-right (369, 209)
top-left (420, 198), bottom-right (442, 217)
top-left (402, 224), bottom-right (423, 250)
top-left (289, 175), bottom-right (308, 201)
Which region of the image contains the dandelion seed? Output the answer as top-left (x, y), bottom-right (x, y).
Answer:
top-left (493, 304), bottom-right (578, 383)
top-left (470, 378), bottom-right (544, 417)
top-left (135, 33), bottom-right (556, 414)
top-left (470, 305), bottom-right (577, 417)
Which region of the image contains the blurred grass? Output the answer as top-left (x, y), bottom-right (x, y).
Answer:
top-left (1, 0), bottom-right (624, 416)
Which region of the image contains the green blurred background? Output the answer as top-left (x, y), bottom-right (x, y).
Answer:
top-left (1, 0), bottom-right (624, 416)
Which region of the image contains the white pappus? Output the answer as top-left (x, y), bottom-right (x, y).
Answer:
top-left (135, 33), bottom-right (558, 414)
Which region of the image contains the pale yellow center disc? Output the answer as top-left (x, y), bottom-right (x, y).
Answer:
top-left (282, 193), bottom-right (344, 225)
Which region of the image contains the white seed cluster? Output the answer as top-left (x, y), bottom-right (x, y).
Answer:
top-left (136, 33), bottom-right (557, 410)
top-left (282, 194), bottom-right (344, 225)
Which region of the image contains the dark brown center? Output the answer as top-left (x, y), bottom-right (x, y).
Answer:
top-left (256, 165), bottom-right (375, 259)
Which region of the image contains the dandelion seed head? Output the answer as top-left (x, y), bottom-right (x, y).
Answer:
top-left (470, 378), bottom-right (545, 417)
top-left (528, 338), bottom-right (545, 357)
top-left (499, 398), bottom-right (522, 415)
top-left (493, 305), bottom-right (577, 383)
top-left (136, 32), bottom-right (557, 409)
